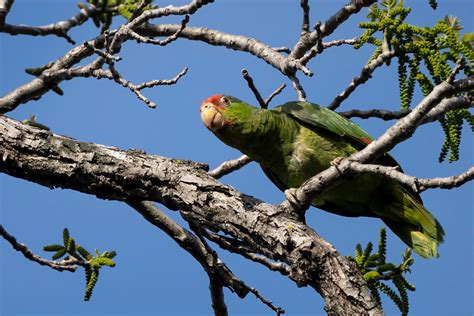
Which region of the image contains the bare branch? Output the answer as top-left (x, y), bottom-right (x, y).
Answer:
top-left (339, 96), bottom-right (472, 122)
top-left (340, 108), bottom-right (410, 120)
top-left (138, 24), bottom-right (289, 74)
top-left (0, 4), bottom-right (99, 44)
top-left (346, 162), bottom-right (474, 193)
top-left (241, 69), bottom-right (267, 108)
top-left (203, 230), bottom-right (291, 276)
top-left (109, 0), bottom-right (214, 53)
top-left (83, 41), bottom-right (122, 62)
top-left (289, 74), bottom-right (307, 101)
top-left (0, 225), bottom-right (77, 272)
top-left (328, 50), bottom-right (396, 110)
top-left (209, 155), bottom-right (252, 179)
top-left (264, 83), bottom-right (287, 106)
top-left (323, 37), bottom-right (359, 49)
top-left (290, 0), bottom-right (376, 60)
top-left (209, 277), bottom-right (229, 316)
top-left (300, 0), bottom-right (310, 34)
top-left (135, 67), bottom-right (189, 90)
top-left (127, 15), bottom-right (189, 46)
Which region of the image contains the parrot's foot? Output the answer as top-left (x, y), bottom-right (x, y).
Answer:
top-left (284, 188), bottom-right (302, 210)
top-left (330, 157), bottom-right (344, 167)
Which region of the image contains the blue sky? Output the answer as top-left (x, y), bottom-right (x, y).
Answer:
top-left (0, 0), bottom-right (472, 315)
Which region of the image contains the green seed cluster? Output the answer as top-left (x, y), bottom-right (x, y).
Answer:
top-left (43, 228), bottom-right (117, 301)
top-left (347, 228), bottom-right (415, 316)
top-left (356, 0), bottom-right (473, 162)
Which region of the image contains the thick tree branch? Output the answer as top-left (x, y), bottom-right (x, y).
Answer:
top-left (0, 225), bottom-right (77, 272)
top-left (0, 115), bottom-right (381, 315)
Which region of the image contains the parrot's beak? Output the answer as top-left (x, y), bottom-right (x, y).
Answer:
top-left (200, 104), bottom-right (225, 132)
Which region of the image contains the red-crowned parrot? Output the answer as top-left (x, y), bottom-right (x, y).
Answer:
top-left (199, 94), bottom-right (445, 258)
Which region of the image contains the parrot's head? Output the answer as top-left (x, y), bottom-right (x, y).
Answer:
top-left (199, 94), bottom-right (232, 132)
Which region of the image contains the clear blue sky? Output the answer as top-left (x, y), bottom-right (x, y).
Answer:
top-left (1, 0), bottom-right (472, 315)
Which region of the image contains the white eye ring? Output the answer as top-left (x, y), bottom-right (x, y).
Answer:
top-left (220, 96), bottom-right (229, 106)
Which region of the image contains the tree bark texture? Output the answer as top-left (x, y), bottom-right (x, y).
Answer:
top-left (0, 115), bottom-right (382, 315)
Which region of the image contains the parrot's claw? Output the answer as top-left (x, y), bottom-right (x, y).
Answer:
top-left (284, 188), bottom-right (302, 210)
top-left (330, 157), bottom-right (344, 167)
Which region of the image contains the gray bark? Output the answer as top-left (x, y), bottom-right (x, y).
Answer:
top-left (0, 114), bottom-right (382, 315)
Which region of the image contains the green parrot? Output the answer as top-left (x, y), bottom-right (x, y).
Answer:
top-left (199, 94), bottom-right (445, 258)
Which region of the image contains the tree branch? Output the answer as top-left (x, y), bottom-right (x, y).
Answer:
top-left (290, 0), bottom-right (376, 60)
top-left (345, 162), bottom-right (474, 193)
top-left (0, 115), bottom-right (381, 315)
top-left (208, 155), bottom-right (252, 179)
top-left (339, 96), bottom-right (472, 122)
top-left (241, 69), bottom-right (266, 108)
top-left (0, 224), bottom-right (77, 272)
top-left (0, 4), bottom-right (98, 44)
top-left (328, 50), bottom-right (396, 110)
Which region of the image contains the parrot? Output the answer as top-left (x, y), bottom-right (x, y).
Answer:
top-left (199, 94), bottom-right (445, 258)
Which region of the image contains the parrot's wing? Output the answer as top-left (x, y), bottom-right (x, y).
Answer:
top-left (273, 101), bottom-right (423, 203)
top-left (274, 101), bottom-right (373, 147)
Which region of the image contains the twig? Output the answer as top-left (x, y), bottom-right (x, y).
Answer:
top-left (323, 37), bottom-right (359, 49)
top-left (203, 230), bottom-right (291, 276)
top-left (264, 83), bottom-right (287, 107)
top-left (209, 155), bottom-right (252, 179)
top-left (135, 67), bottom-right (188, 90)
top-left (300, 0), bottom-right (310, 34)
top-left (339, 108), bottom-right (410, 120)
top-left (127, 15), bottom-right (189, 46)
top-left (339, 96), bottom-right (472, 122)
top-left (128, 201), bottom-right (283, 315)
top-left (0, 225), bottom-right (77, 272)
top-left (83, 41), bottom-right (121, 61)
top-left (289, 74), bottom-right (307, 101)
top-left (129, 0), bottom-right (153, 21)
top-left (447, 58), bottom-right (465, 83)
top-left (241, 69), bottom-right (266, 108)
top-left (299, 22), bottom-right (323, 66)
top-left (328, 50), bottom-right (396, 110)
top-left (346, 162), bottom-right (474, 193)
top-left (290, 0), bottom-right (376, 60)
top-left (0, 4), bottom-right (99, 44)
top-left (248, 287), bottom-right (285, 316)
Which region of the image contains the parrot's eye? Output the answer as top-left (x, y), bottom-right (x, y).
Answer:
top-left (220, 96), bottom-right (230, 107)
top-left (200, 104), bottom-right (212, 112)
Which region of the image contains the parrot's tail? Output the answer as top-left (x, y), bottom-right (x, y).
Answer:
top-left (382, 191), bottom-right (445, 258)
